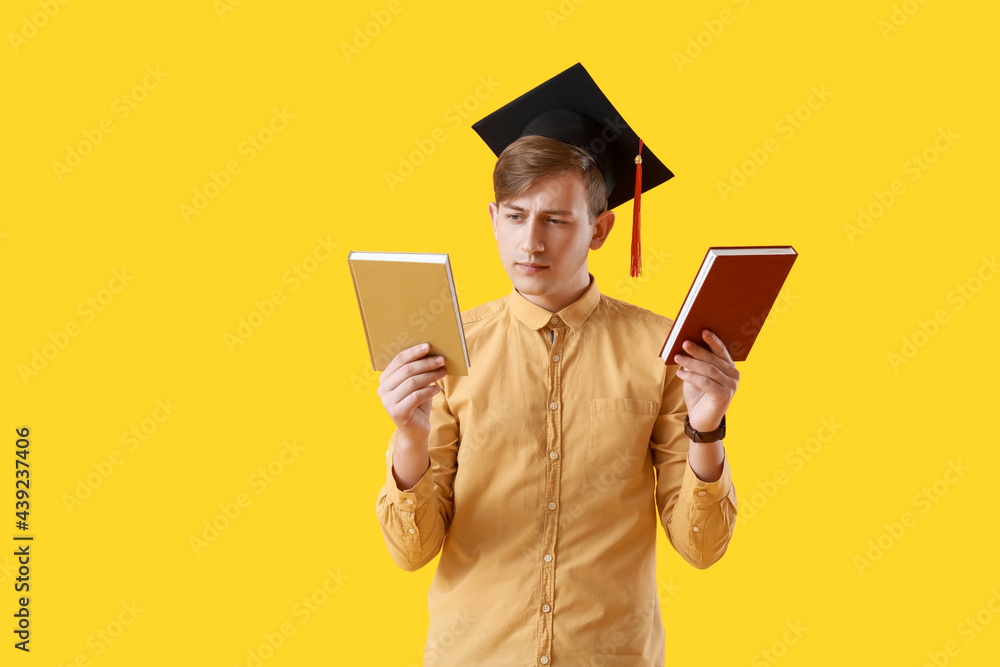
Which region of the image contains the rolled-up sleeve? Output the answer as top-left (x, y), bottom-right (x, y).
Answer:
top-left (650, 366), bottom-right (738, 569)
top-left (375, 381), bottom-right (460, 572)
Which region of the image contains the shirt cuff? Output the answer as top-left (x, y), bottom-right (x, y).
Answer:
top-left (683, 451), bottom-right (735, 508)
top-left (383, 432), bottom-right (436, 509)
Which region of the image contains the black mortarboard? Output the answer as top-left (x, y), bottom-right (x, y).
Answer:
top-left (472, 62), bottom-right (674, 277)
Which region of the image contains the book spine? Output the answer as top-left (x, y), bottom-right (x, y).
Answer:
top-left (444, 255), bottom-right (470, 369)
top-left (347, 258), bottom-right (379, 372)
top-left (659, 246), bottom-right (712, 362)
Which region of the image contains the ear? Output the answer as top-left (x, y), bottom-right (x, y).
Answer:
top-left (589, 210), bottom-right (615, 250)
top-left (488, 202), bottom-right (499, 240)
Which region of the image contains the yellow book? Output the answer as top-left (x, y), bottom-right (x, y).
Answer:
top-left (348, 251), bottom-right (470, 375)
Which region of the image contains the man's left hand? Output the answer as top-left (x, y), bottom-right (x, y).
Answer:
top-left (673, 329), bottom-right (740, 433)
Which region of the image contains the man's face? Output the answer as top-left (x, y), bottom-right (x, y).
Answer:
top-left (489, 170), bottom-right (614, 313)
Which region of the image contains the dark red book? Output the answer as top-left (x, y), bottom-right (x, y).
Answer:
top-left (659, 246), bottom-right (798, 364)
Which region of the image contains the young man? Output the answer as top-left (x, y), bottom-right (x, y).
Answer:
top-left (375, 64), bottom-right (739, 666)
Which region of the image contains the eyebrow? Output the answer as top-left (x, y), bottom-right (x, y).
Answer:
top-left (504, 204), bottom-right (575, 216)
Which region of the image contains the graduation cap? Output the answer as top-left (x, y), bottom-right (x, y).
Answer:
top-left (472, 62), bottom-right (674, 277)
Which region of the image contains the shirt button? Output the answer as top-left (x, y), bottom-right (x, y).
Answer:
top-left (692, 526), bottom-right (700, 532)
top-left (549, 401), bottom-right (558, 410)
top-left (552, 354), bottom-right (560, 362)
top-left (408, 528), bottom-right (415, 534)
top-left (405, 498), bottom-right (414, 504)
top-left (540, 657), bottom-right (549, 665)
top-left (543, 554), bottom-right (553, 562)
top-left (549, 451), bottom-right (558, 460)
top-left (542, 604), bottom-right (551, 613)
top-left (697, 490), bottom-right (707, 497)
top-left (548, 502), bottom-right (557, 510)
top-left (550, 316), bottom-right (558, 325)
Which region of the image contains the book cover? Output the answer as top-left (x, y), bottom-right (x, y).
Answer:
top-left (660, 246), bottom-right (798, 363)
top-left (348, 251), bottom-right (470, 376)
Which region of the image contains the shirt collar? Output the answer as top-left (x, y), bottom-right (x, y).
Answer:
top-left (508, 272), bottom-right (601, 333)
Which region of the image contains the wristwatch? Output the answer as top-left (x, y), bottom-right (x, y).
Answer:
top-left (684, 414), bottom-right (726, 443)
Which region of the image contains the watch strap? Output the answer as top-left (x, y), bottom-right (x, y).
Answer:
top-left (684, 414), bottom-right (726, 443)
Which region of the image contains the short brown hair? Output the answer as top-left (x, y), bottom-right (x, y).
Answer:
top-left (492, 135), bottom-right (607, 220)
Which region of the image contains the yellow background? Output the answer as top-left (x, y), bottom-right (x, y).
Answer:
top-left (2, 0), bottom-right (998, 664)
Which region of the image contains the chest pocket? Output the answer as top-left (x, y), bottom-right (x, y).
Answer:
top-left (588, 397), bottom-right (659, 479)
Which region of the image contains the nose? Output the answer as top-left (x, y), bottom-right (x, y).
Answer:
top-left (519, 214), bottom-right (545, 255)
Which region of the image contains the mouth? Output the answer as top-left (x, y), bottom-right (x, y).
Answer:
top-left (518, 263), bottom-right (548, 273)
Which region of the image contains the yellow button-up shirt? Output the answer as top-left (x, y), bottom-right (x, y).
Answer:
top-left (376, 272), bottom-right (738, 666)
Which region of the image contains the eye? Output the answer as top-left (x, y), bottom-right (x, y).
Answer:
top-left (548, 218), bottom-right (565, 225)
top-left (505, 213), bottom-right (521, 221)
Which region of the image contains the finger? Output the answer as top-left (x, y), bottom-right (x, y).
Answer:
top-left (676, 368), bottom-right (737, 411)
top-left (381, 347), bottom-right (443, 394)
top-left (394, 383), bottom-right (442, 425)
top-left (675, 367), bottom-right (717, 393)
top-left (673, 350), bottom-right (718, 377)
top-left (674, 345), bottom-right (739, 389)
top-left (383, 343), bottom-right (432, 378)
top-left (674, 340), bottom-right (730, 375)
top-left (677, 336), bottom-right (738, 381)
top-left (385, 365), bottom-right (448, 408)
top-left (701, 329), bottom-right (737, 367)
top-left (674, 363), bottom-right (728, 393)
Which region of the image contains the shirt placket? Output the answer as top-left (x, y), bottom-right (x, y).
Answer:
top-left (536, 315), bottom-right (564, 666)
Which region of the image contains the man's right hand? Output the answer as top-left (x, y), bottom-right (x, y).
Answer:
top-left (377, 343), bottom-right (447, 489)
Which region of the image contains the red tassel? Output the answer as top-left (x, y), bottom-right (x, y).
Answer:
top-left (630, 138), bottom-right (643, 278)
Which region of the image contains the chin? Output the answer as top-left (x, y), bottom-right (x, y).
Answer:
top-left (510, 270), bottom-right (547, 292)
